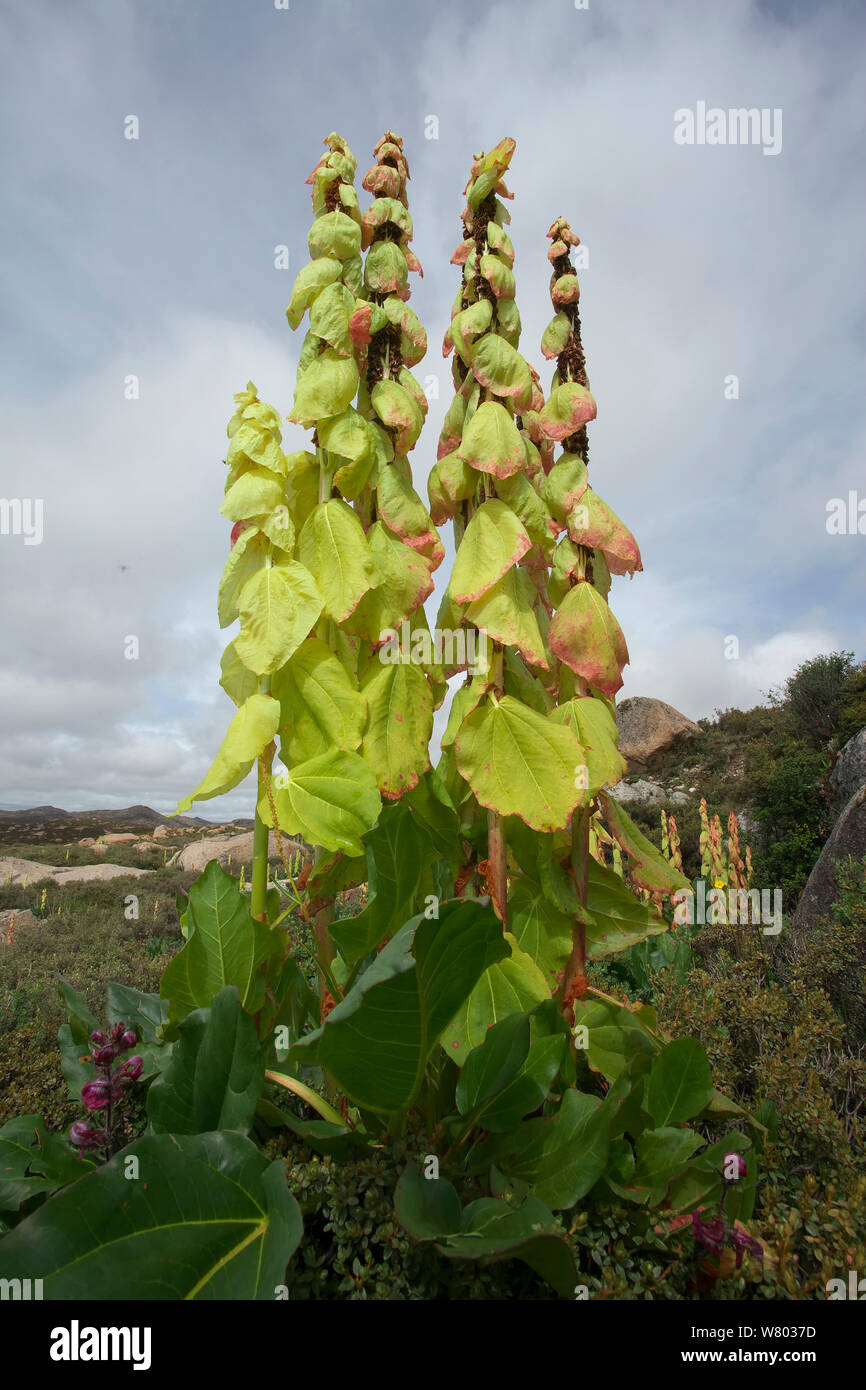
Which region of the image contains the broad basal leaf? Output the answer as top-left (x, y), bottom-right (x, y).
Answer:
top-left (330, 800), bottom-right (440, 966)
top-left (290, 900), bottom-right (508, 1112)
top-left (148, 986), bottom-right (265, 1137)
top-left (440, 935), bottom-right (550, 1066)
top-left (159, 863), bottom-right (283, 1026)
top-left (0, 1131), bottom-right (301, 1300)
top-left (644, 1038), bottom-right (714, 1128)
top-left (0, 1116), bottom-right (93, 1212)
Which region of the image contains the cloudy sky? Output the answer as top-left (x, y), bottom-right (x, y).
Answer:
top-left (0, 0), bottom-right (863, 817)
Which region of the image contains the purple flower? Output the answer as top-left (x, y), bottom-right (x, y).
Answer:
top-left (91, 1043), bottom-right (118, 1067)
top-left (89, 1030), bottom-right (106, 1046)
top-left (692, 1208), bottom-right (725, 1255)
top-left (121, 1030), bottom-right (137, 1050)
top-left (723, 1152), bottom-right (747, 1180)
top-left (68, 1121), bottom-right (111, 1157)
top-left (120, 1055), bottom-right (143, 1081)
top-left (110, 1021), bottom-right (126, 1043)
top-left (729, 1227), bottom-right (764, 1269)
top-left (81, 1078), bottom-right (112, 1111)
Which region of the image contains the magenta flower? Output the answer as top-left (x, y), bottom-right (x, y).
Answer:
top-left (81, 1078), bottom-right (112, 1111)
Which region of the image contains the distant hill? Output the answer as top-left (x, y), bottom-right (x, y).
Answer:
top-left (0, 805), bottom-right (212, 827)
top-left (0, 804), bottom-right (227, 846)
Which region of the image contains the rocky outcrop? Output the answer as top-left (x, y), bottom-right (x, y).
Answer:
top-left (171, 831), bottom-right (309, 875)
top-left (101, 832), bottom-right (139, 845)
top-left (607, 779), bottom-right (689, 807)
top-left (615, 697), bottom-right (700, 772)
top-left (0, 857), bottom-right (153, 886)
top-left (792, 786), bottom-right (866, 928)
top-left (830, 728), bottom-right (866, 816)
top-left (0, 907), bottom-right (39, 941)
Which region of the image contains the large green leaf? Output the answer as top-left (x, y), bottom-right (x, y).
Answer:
top-left (159, 863), bottom-right (283, 1026)
top-left (0, 1116), bottom-right (94, 1213)
top-left (361, 659), bottom-right (432, 799)
top-left (440, 934), bottom-right (550, 1066)
top-left (0, 1131), bottom-right (302, 1299)
top-left (454, 695), bottom-right (583, 831)
top-left (147, 987), bottom-right (265, 1136)
top-left (343, 521), bottom-right (434, 639)
top-left (598, 792), bottom-right (692, 895)
top-left (549, 696), bottom-right (626, 793)
top-left (258, 748), bottom-right (381, 856)
top-left (644, 1038), bottom-right (713, 1128)
top-left (394, 1165), bottom-right (576, 1299)
top-left (176, 693), bottom-right (280, 813)
top-left (330, 800), bottom-right (439, 967)
top-left (465, 566), bottom-right (549, 669)
top-left (289, 349), bottom-right (359, 427)
top-left (570, 994), bottom-right (660, 1083)
top-left (394, 1164), bottom-right (462, 1240)
top-left (509, 877), bottom-right (572, 992)
top-left (469, 332), bottom-right (533, 412)
top-left (106, 982), bottom-right (172, 1082)
top-left (286, 256), bottom-right (342, 329)
top-left (217, 528), bottom-right (270, 629)
top-left (234, 561), bottom-right (324, 676)
top-left (449, 500), bottom-right (531, 605)
top-left (548, 582), bottom-right (628, 697)
top-left (585, 859), bottom-right (671, 958)
top-left (474, 1087), bottom-right (612, 1210)
top-left (297, 500), bottom-right (379, 623)
top-left (458, 400), bottom-right (525, 479)
top-left (456, 1002), bottom-right (567, 1133)
top-left (290, 900), bottom-right (508, 1112)
top-left (272, 636), bottom-right (365, 764)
